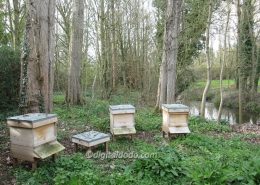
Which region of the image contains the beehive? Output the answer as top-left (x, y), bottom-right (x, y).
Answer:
top-left (162, 104), bottom-right (190, 135)
top-left (7, 113), bottom-right (65, 167)
top-left (109, 105), bottom-right (136, 136)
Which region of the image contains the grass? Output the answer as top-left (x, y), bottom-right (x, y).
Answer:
top-left (195, 79), bottom-right (236, 89)
top-left (1, 93), bottom-right (260, 185)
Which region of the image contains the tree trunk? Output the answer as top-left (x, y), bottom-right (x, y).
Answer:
top-left (111, 0), bottom-right (116, 90)
top-left (217, 0), bottom-right (230, 122)
top-left (166, 0), bottom-right (181, 103)
top-left (19, 0), bottom-right (55, 114)
top-left (155, 0), bottom-right (181, 109)
top-left (66, 0), bottom-right (84, 104)
top-left (200, 0), bottom-right (213, 118)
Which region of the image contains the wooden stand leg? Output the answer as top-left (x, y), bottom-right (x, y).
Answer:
top-left (52, 154), bottom-right (57, 162)
top-left (86, 147), bottom-right (92, 154)
top-left (13, 158), bottom-right (19, 166)
top-left (130, 134), bottom-right (133, 140)
top-left (32, 159), bottom-right (37, 170)
top-left (75, 143), bottom-right (78, 152)
top-left (112, 134), bottom-right (115, 141)
top-left (105, 142), bottom-right (109, 153)
top-left (162, 131), bottom-right (165, 138)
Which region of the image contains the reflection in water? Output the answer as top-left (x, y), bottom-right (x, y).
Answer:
top-left (185, 101), bottom-right (259, 125)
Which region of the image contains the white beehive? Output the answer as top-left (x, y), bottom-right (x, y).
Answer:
top-left (162, 104), bottom-right (190, 135)
top-left (7, 113), bottom-right (65, 168)
top-left (109, 105), bottom-right (136, 136)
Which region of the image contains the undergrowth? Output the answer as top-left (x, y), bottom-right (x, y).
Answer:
top-left (9, 94), bottom-right (260, 185)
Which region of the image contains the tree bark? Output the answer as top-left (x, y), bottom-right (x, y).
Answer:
top-left (155, 0), bottom-right (181, 109)
top-left (66, 0), bottom-right (84, 105)
top-left (166, 0), bottom-right (180, 103)
top-left (19, 0), bottom-right (55, 114)
top-left (200, 0), bottom-right (213, 118)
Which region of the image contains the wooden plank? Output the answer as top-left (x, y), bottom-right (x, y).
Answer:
top-left (11, 144), bottom-right (38, 161)
top-left (72, 137), bottom-right (110, 147)
top-left (7, 120), bottom-right (33, 128)
top-left (33, 124), bottom-right (56, 147)
top-left (169, 127), bottom-right (190, 134)
top-left (7, 117), bottom-right (57, 128)
top-left (162, 104), bottom-right (189, 113)
top-left (10, 127), bottom-right (34, 146)
top-left (169, 114), bottom-right (188, 127)
top-left (34, 141), bottom-right (65, 159)
top-left (109, 105), bottom-right (135, 114)
top-left (113, 114), bottom-right (134, 128)
top-left (112, 127), bottom-right (136, 135)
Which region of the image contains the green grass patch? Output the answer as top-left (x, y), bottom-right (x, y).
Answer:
top-left (194, 80), bottom-right (236, 89)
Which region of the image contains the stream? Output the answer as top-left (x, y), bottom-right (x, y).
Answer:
top-left (184, 101), bottom-right (259, 125)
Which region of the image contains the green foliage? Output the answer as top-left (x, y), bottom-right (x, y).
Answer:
top-left (12, 94), bottom-right (260, 185)
top-left (0, 46), bottom-right (20, 116)
top-left (189, 116), bottom-right (231, 133)
top-left (14, 154), bottom-right (101, 185)
top-left (135, 109), bottom-right (161, 131)
top-left (129, 147), bottom-right (186, 184)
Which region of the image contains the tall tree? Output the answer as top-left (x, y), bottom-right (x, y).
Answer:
top-left (156, 0), bottom-right (182, 108)
top-left (19, 0), bottom-right (55, 113)
top-left (200, 0), bottom-right (213, 118)
top-left (217, 0), bottom-right (231, 122)
top-left (66, 0), bottom-right (84, 104)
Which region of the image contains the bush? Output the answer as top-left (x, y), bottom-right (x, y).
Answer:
top-left (0, 46), bottom-right (20, 113)
top-left (128, 147), bottom-right (187, 184)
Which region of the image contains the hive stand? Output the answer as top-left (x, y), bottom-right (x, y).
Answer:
top-left (72, 131), bottom-right (110, 154)
top-left (7, 113), bottom-right (65, 170)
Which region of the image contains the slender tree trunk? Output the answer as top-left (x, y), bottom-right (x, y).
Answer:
top-left (237, 0), bottom-right (243, 124)
top-left (19, 0), bottom-right (55, 114)
top-left (6, 0), bottom-right (14, 48)
top-left (111, 0), bottom-right (116, 90)
top-left (217, 0), bottom-right (230, 122)
top-left (200, 0), bottom-right (213, 118)
top-left (66, 0), bottom-right (84, 104)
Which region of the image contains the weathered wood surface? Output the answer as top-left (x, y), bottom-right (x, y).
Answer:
top-left (7, 113), bottom-right (57, 128)
top-left (109, 104), bottom-right (135, 114)
top-left (162, 104), bottom-right (189, 113)
top-left (72, 131), bottom-right (110, 147)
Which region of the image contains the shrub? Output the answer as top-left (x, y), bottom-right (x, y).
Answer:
top-left (0, 46), bottom-right (20, 113)
top-left (128, 147), bottom-right (187, 184)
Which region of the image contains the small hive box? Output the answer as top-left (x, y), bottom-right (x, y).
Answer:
top-left (162, 104), bottom-right (190, 135)
top-left (7, 113), bottom-right (65, 167)
top-left (109, 104), bottom-right (136, 136)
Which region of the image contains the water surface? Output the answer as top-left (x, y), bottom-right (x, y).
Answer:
top-left (184, 101), bottom-right (259, 125)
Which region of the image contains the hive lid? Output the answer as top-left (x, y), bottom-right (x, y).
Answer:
top-left (109, 104), bottom-right (135, 110)
top-left (109, 104), bottom-right (135, 114)
top-left (72, 131), bottom-right (110, 143)
top-left (7, 113), bottom-right (57, 123)
top-left (34, 140), bottom-right (65, 159)
top-left (162, 104), bottom-right (189, 113)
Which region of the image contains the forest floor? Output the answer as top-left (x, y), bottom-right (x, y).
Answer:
top-left (0, 92), bottom-right (260, 185)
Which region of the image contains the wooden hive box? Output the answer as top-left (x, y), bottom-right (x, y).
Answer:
top-left (162, 104), bottom-right (190, 134)
top-left (109, 105), bottom-right (136, 136)
top-left (7, 113), bottom-right (65, 164)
